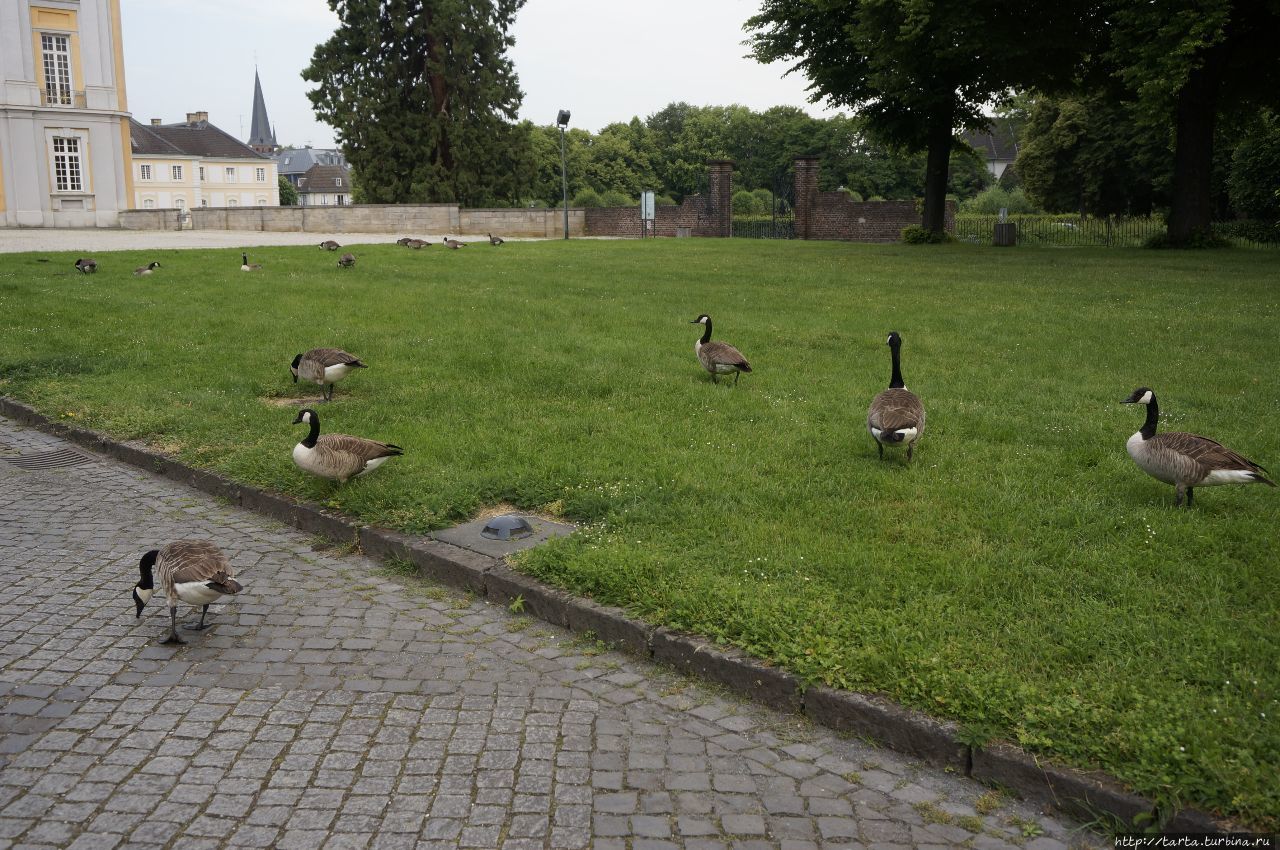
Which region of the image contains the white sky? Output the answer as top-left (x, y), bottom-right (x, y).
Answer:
top-left (121, 0), bottom-right (840, 149)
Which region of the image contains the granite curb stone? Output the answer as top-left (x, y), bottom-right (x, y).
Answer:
top-left (0, 395), bottom-right (1231, 833)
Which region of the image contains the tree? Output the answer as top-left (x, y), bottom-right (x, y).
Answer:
top-left (1227, 110), bottom-right (1280, 220)
top-left (277, 175), bottom-right (298, 206)
top-left (1015, 93), bottom-right (1170, 216)
top-left (1103, 0), bottom-right (1280, 243)
top-left (303, 0), bottom-right (531, 206)
top-left (747, 0), bottom-right (1096, 235)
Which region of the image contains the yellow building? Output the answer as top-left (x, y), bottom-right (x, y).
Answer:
top-left (129, 113), bottom-right (278, 210)
top-left (0, 0), bottom-right (133, 227)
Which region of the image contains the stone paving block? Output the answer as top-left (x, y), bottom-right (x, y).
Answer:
top-left (0, 414), bottom-right (1110, 850)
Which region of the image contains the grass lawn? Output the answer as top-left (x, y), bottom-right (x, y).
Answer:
top-left (1, 240), bottom-right (1277, 826)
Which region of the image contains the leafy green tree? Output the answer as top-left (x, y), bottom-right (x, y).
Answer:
top-left (304, 0), bottom-right (532, 206)
top-left (571, 188), bottom-right (604, 208)
top-left (1102, 0), bottom-right (1280, 243)
top-left (732, 190), bottom-right (764, 215)
top-left (599, 190), bottom-right (633, 207)
top-left (960, 186), bottom-right (1039, 214)
top-left (1226, 110), bottom-right (1280, 220)
top-left (277, 175), bottom-right (298, 206)
top-left (747, 0), bottom-right (1095, 234)
top-left (1015, 93), bottom-right (1170, 216)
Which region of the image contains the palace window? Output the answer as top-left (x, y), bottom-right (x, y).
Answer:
top-left (225, 167), bottom-right (236, 183)
top-left (40, 34), bottom-right (72, 106)
top-left (52, 136), bottom-right (83, 191)
top-left (256, 168), bottom-right (266, 182)
top-left (172, 165), bottom-right (183, 181)
top-left (139, 164), bottom-right (152, 180)
top-left (199, 166), bottom-right (205, 181)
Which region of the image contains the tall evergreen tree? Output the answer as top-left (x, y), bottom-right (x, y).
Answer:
top-left (304, 0), bottom-right (531, 206)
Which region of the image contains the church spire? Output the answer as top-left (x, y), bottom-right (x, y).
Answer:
top-left (248, 68), bottom-right (277, 153)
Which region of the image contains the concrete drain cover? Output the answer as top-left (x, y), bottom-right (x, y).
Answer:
top-left (1, 448), bottom-right (93, 470)
top-left (434, 514), bottom-right (575, 558)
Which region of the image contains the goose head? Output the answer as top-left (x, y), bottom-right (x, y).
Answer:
top-left (886, 331), bottom-right (902, 349)
top-left (690, 314), bottom-right (711, 325)
top-left (292, 408), bottom-right (317, 426)
top-left (147, 262), bottom-right (160, 271)
top-left (1123, 387), bottom-right (1155, 405)
top-left (290, 353), bottom-right (302, 382)
top-left (134, 550), bottom-right (157, 617)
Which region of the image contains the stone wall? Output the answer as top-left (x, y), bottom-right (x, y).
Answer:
top-left (118, 204), bottom-right (585, 237)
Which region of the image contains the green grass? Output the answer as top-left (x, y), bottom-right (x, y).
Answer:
top-left (2, 240), bottom-right (1278, 826)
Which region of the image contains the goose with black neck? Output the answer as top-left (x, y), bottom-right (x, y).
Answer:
top-left (867, 331), bottom-right (926, 462)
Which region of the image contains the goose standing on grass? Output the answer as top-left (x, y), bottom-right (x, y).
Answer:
top-left (443, 237), bottom-right (465, 249)
top-left (133, 541), bottom-right (243, 645)
top-left (690, 314), bottom-right (752, 384)
top-left (319, 240), bottom-right (341, 251)
top-left (290, 347), bottom-right (367, 401)
top-left (240, 253), bottom-right (262, 272)
top-left (291, 408), bottom-right (403, 483)
top-left (1122, 386), bottom-right (1275, 506)
top-left (337, 252), bottom-right (356, 268)
top-left (74, 258), bottom-right (97, 274)
top-left (867, 331), bottom-right (926, 462)
top-left (488, 232), bottom-right (505, 246)
top-left (133, 261), bottom-right (161, 276)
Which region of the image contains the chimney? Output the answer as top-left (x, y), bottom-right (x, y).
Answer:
top-left (150, 118), bottom-right (161, 126)
top-left (186, 111), bottom-right (208, 124)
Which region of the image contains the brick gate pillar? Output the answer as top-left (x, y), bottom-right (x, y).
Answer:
top-left (706, 159), bottom-right (735, 237)
top-left (793, 156), bottom-right (820, 240)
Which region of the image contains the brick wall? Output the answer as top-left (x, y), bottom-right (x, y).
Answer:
top-left (585, 194), bottom-right (722, 238)
top-left (793, 156), bottom-right (956, 242)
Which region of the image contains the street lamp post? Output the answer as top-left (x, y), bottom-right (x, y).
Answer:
top-left (557, 109), bottom-right (571, 240)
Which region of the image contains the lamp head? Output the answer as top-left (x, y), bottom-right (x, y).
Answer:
top-left (556, 109), bottom-right (571, 129)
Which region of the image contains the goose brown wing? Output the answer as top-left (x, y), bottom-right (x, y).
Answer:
top-left (307, 348), bottom-right (365, 367)
top-left (158, 540), bottom-right (233, 587)
top-left (701, 340), bottom-right (751, 369)
top-left (315, 434), bottom-right (404, 478)
top-left (868, 388), bottom-right (925, 431)
top-left (1154, 431), bottom-right (1269, 474)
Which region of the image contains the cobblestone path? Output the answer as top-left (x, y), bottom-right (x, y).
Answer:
top-left (0, 416), bottom-right (1101, 849)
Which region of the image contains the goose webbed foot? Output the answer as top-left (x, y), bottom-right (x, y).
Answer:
top-left (162, 609), bottom-right (187, 644)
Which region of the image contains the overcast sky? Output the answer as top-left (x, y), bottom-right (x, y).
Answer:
top-left (121, 0), bottom-right (841, 149)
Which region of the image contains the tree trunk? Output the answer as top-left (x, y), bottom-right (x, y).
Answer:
top-left (921, 102), bottom-right (955, 235)
top-left (1167, 45), bottom-right (1224, 245)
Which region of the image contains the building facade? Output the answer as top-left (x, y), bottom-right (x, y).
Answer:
top-left (0, 0), bottom-right (133, 227)
top-left (296, 163), bottom-right (351, 206)
top-left (130, 112), bottom-right (278, 210)
top-left (276, 146), bottom-right (347, 188)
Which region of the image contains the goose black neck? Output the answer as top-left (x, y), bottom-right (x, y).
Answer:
top-left (889, 343), bottom-right (905, 389)
top-left (138, 553), bottom-right (155, 589)
top-left (301, 415), bottom-right (320, 448)
top-left (700, 320), bottom-right (712, 345)
top-left (1140, 397), bottom-right (1159, 440)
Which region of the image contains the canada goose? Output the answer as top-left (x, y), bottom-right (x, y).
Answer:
top-left (1122, 387), bottom-right (1275, 506)
top-left (133, 261), bottom-right (161, 276)
top-left (488, 233), bottom-right (505, 246)
top-left (74, 258), bottom-right (97, 274)
top-left (337, 252), bottom-right (356, 268)
top-left (290, 347), bottom-right (367, 401)
top-left (395, 237), bottom-right (413, 246)
top-left (443, 237), bottom-right (465, 249)
top-left (240, 253), bottom-right (262, 272)
top-left (319, 240), bottom-right (341, 251)
top-left (405, 238), bottom-right (429, 249)
top-left (689, 314), bottom-right (751, 384)
top-left (867, 331), bottom-right (926, 462)
top-left (133, 540), bottom-right (243, 645)
top-left (291, 408), bottom-right (403, 483)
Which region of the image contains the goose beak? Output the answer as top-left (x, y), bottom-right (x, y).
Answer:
top-left (292, 412), bottom-right (305, 424)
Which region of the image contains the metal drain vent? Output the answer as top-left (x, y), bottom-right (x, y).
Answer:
top-left (1, 448), bottom-right (93, 470)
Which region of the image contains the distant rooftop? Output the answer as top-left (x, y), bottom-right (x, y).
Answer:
top-left (275, 147), bottom-right (348, 176)
top-left (131, 113), bottom-right (269, 160)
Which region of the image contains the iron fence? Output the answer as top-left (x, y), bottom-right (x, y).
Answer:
top-left (955, 215), bottom-right (1280, 249)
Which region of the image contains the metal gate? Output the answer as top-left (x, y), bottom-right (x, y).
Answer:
top-left (731, 170), bottom-right (795, 239)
